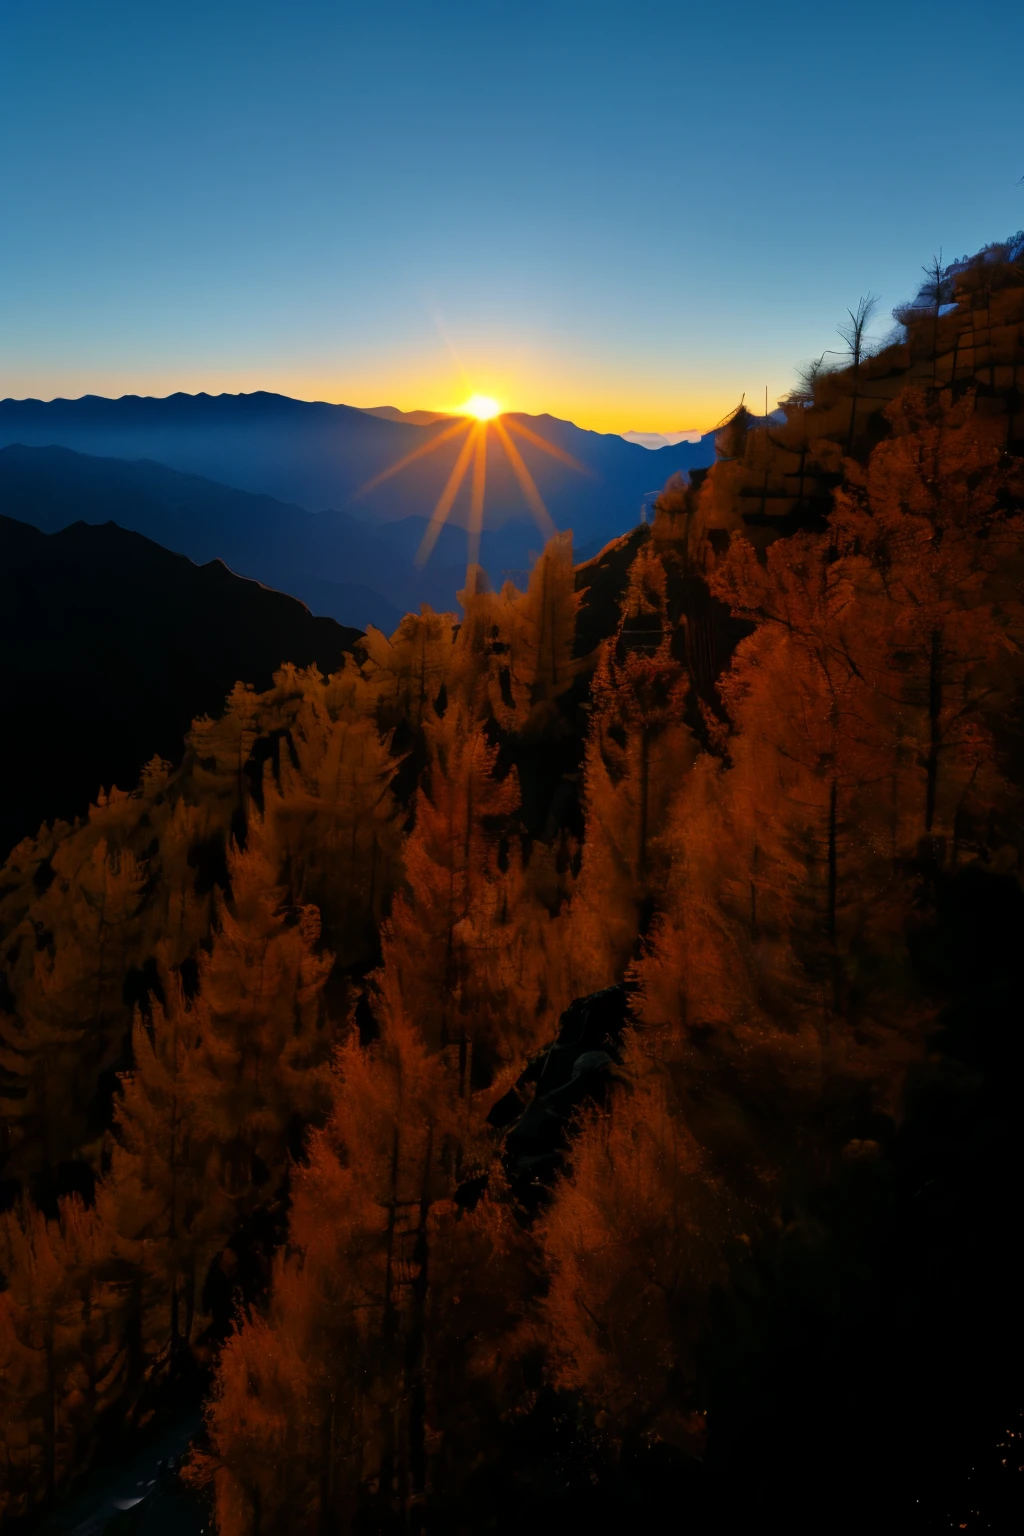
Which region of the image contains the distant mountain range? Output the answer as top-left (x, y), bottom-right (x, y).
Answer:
top-left (0, 390), bottom-right (715, 530)
top-left (363, 405), bottom-right (454, 426)
top-left (0, 513), bottom-right (360, 858)
top-left (0, 391), bottom-right (717, 622)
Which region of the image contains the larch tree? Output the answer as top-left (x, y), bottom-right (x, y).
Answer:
top-left (540, 1059), bottom-right (722, 1456)
top-left (0, 839), bottom-right (147, 1178)
top-left (568, 546), bottom-right (694, 994)
top-left (504, 530), bottom-right (582, 732)
top-left (258, 686), bottom-right (402, 971)
top-left (0, 1196), bottom-right (123, 1516)
top-left (96, 971), bottom-right (231, 1381)
top-left (710, 527), bottom-right (907, 1028)
top-left (383, 699), bottom-right (520, 1077)
top-left (830, 389), bottom-right (1024, 855)
top-left (186, 815), bottom-right (335, 1200)
top-left (197, 971), bottom-right (530, 1534)
top-left (359, 608), bottom-right (457, 733)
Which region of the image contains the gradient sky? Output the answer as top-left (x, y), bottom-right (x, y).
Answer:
top-left (2, 0), bottom-right (1022, 433)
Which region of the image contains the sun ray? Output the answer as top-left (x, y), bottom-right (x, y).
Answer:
top-left (351, 417), bottom-right (470, 500)
top-left (493, 419), bottom-right (557, 541)
top-left (415, 425), bottom-right (478, 567)
top-left (504, 416), bottom-right (592, 475)
top-left (353, 396), bottom-right (591, 580)
top-left (466, 422), bottom-right (488, 569)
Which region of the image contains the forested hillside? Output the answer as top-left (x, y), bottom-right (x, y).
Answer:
top-left (1, 235), bottom-right (1023, 1534)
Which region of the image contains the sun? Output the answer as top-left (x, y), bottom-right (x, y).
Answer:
top-left (460, 393), bottom-right (501, 420)
top-left (352, 389), bottom-right (588, 576)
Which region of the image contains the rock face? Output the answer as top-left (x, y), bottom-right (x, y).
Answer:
top-left (498, 985), bottom-right (630, 1202)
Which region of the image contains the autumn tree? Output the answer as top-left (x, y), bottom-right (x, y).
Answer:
top-left (0, 839), bottom-right (147, 1178)
top-left (258, 681), bottom-right (402, 970)
top-left (503, 531), bottom-right (582, 731)
top-left (359, 608), bottom-right (457, 734)
top-left (569, 547), bottom-right (694, 993)
top-left (95, 972), bottom-right (231, 1382)
top-left (185, 816), bottom-right (335, 1198)
top-left (829, 389), bottom-right (1024, 853)
top-left (0, 1197), bottom-right (123, 1517)
top-left (540, 1058), bottom-right (722, 1456)
top-left (197, 973), bottom-right (532, 1534)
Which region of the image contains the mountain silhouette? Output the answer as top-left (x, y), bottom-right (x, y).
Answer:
top-left (0, 513), bottom-right (361, 859)
top-left (0, 391), bottom-right (716, 548)
top-left (363, 405), bottom-right (454, 426)
top-left (0, 445), bottom-right (445, 628)
top-left (0, 443), bottom-right (663, 617)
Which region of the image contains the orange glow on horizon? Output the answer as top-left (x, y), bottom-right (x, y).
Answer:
top-left (5, 366), bottom-right (741, 438)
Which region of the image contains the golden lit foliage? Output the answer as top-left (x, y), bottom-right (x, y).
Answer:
top-left (359, 608), bottom-right (457, 732)
top-left (568, 546), bottom-right (694, 992)
top-left (95, 976), bottom-right (230, 1375)
top-left (199, 975), bottom-right (534, 1531)
top-left (540, 1062), bottom-right (720, 1451)
top-left (383, 698), bottom-right (563, 1071)
top-left (184, 817), bottom-right (335, 1191)
top-left (259, 684), bottom-right (402, 968)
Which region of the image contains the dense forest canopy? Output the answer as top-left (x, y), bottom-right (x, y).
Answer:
top-left (2, 235), bottom-right (1024, 1533)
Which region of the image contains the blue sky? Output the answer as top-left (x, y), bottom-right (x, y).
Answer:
top-left (1, 0), bottom-right (1021, 430)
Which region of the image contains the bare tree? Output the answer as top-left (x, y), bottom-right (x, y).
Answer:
top-left (837, 293), bottom-right (879, 453)
top-left (785, 353), bottom-right (829, 407)
top-left (919, 252), bottom-right (948, 379)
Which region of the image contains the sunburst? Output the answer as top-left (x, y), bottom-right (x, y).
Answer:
top-left (353, 396), bottom-right (588, 575)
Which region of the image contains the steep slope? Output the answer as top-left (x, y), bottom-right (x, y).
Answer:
top-left (0, 514), bottom-right (361, 859)
top-left (687, 234), bottom-right (1024, 549)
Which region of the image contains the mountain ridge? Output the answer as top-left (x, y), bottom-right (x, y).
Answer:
top-left (0, 390), bottom-right (716, 543)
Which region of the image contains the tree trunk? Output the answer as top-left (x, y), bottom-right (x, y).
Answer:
top-left (404, 1130), bottom-right (433, 1528)
top-left (317, 1396), bottom-right (337, 1536)
top-left (183, 1260), bottom-right (196, 1352)
top-left (846, 362), bottom-right (860, 455)
top-left (378, 1126), bottom-right (402, 1505)
top-left (637, 726), bottom-right (650, 880)
top-left (827, 778), bottom-right (838, 948)
top-left (43, 1323), bottom-right (56, 1502)
top-left (750, 841), bottom-right (759, 939)
top-left (925, 629), bottom-right (943, 835)
top-left (827, 778), bottom-right (841, 1013)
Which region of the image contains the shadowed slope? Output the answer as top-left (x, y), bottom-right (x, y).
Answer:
top-left (0, 514), bottom-right (361, 859)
